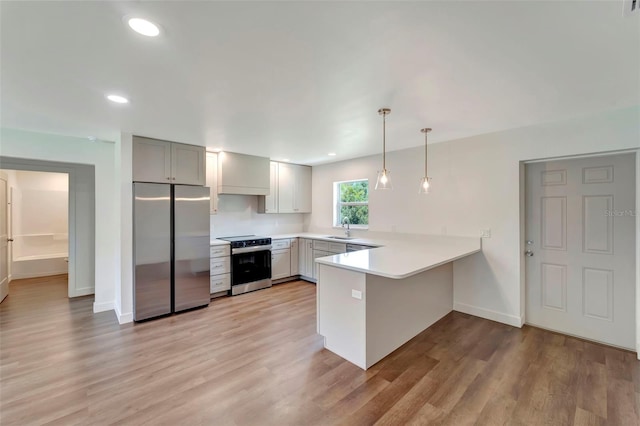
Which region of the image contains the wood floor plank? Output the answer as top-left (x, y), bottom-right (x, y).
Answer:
top-left (1, 275), bottom-right (639, 426)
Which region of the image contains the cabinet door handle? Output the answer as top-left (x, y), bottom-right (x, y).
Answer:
top-left (166, 177), bottom-right (171, 180)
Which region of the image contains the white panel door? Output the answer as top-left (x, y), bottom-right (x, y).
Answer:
top-left (526, 153), bottom-right (636, 349)
top-left (0, 173), bottom-right (8, 303)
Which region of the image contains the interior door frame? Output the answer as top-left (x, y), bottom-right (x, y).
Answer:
top-left (520, 148), bottom-right (639, 357)
top-left (0, 171), bottom-right (8, 302)
top-left (0, 157), bottom-right (96, 298)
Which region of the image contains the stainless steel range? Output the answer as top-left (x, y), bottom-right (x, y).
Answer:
top-left (217, 235), bottom-right (272, 295)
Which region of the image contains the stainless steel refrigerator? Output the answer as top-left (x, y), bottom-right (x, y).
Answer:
top-left (133, 183), bottom-right (210, 321)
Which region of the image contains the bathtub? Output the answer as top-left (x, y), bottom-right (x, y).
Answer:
top-left (11, 234), bottom-right (68, 280)
top-left (12, 253), bottom-right (68, 279)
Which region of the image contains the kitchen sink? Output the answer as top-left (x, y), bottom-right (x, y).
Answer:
top-left (325, 236), bottom-right (356, 240)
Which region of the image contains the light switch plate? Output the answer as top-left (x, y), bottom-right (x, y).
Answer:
top-left (351, 289), bottom-right (362, 300)
top-left (481, 228), bottom-right (491, 238)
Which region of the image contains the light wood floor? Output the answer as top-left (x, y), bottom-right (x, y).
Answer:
top-left (1, 275), bottom-right (638, 425)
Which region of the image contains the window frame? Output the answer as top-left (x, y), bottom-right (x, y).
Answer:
top-left (333, 178), bottom-right (369, 229)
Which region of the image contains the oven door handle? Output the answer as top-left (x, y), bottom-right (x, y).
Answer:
top-left (232, 245), bottom-right (272, 254)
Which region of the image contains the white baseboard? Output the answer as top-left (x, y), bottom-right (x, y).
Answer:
top-left (11, 270), bottom-right (68, 280)
top-left (114, 303), bottom-right (133, 324)
top-left (71, 287), bottom-right (94, 297)
top-left (93, 300), bottom-right (114, 313)
top-left (637, 342), bottom-right (640, 360)
top-left (454, 302), bottom-right (523, 328)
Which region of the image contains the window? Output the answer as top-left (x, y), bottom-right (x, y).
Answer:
top-left (334, 179), bottom-right (369, 228)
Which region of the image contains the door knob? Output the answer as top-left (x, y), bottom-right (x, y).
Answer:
top-left (525, 249), bottom-right (534, 257)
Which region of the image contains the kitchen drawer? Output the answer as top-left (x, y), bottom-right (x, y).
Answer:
top-left (210, 245), bottom-right (230, 258)
top-left (328, 242), bottom-right (347, 254)
top-left (271, 239), bottom-right (291, 250)
top-left (210, 257), bottom-right (230, 275)
top-left (210, 273), bottom-right (231, 293)
top-left (313, 240), bottom-right (329, 251)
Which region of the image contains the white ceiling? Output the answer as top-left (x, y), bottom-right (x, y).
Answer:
top-left (1, 1), bottom-right (638, 165)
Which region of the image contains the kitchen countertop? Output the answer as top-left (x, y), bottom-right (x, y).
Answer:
top-left (315, 236), bottom-right (480, 279)
top-left (269, 233), bottom-right (382, 246)
top-left (210, 238), bottom-right (231, 246)
top-left (211, 232), bottom-right (481, 279)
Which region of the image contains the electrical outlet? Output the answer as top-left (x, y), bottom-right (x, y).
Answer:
top-left (481, 228), bottom-right (491, 238)
top-left (351, 289), bottom-right (362, 300)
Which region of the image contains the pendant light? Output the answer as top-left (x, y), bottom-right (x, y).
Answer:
top-left (375, 108), bottom-right (393, 190)
top-left (419, 128), bottom-right (432, 194)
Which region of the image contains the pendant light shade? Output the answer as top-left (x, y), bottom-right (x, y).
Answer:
top-left (375, 108), bottom-right (393, 190)
top-left (419, 128), bottom-right (432, 194)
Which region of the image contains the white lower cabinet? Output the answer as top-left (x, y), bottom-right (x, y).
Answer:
top-left (290, 239), bottom-right (299, 276)
top-left (271, 249), bottom-right (291, 280)
top-left (298, 238), bottom-right (314, 280)
top-left (210, 274), bottom-right (231, 293)
top-left (313, 250), bottom-right (332, 280)
top-left (210, 244), bottom-right (231, 295)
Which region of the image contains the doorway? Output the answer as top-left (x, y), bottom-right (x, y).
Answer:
top-left (524, 152), bottom-right (636, 350)
top-left (1, 170), bottom-right (69, 283)
top-left (0, 157), bottom-right (95, 300)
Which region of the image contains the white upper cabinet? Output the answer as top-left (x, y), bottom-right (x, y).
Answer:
top-left (205, 152), bottom-right (218, 214)
top-left (132, 136), bottom-right (205, 186)
top-left (278, 162), bottom-right (296, 213)
top-left (132, 137), bottom-right (172, 183)
top-left (172, 143), bottom-right (205, 185)
top-left (261, 162), bottom-right (278, 213)
top-left (259, 161), bottom-right (311, 214)
top-left (295, 164), bottom-right (312, 213)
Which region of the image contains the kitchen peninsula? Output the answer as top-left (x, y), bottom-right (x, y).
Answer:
top-left (315, 235), bottom-right (481, 370)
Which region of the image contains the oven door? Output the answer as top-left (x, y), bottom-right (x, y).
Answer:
top-left (231, 249), bottom-right (272, 286)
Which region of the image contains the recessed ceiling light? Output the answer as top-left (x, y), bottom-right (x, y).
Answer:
top-left (283, 159), bottom-right (290, 162)
top-left (127, 17), bottom-right (160, 37)
top-left (328, 152), bottom-right (337, 156)
top-left (106, 94), bottom-right (129, 104)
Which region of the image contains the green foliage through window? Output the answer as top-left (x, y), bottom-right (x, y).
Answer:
top-left (335, 180), bottom-right (369, 226)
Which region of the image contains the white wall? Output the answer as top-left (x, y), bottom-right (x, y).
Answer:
top-left (211, 195), bottom-right (305, 237)
top-left (0, 128), bottom-right (118, 314)
top-left (116, 133), bottom-right (133, 324)
top-left (309, 106), bottom-right (640, 328)
top-left (7, 170), bottom-right (68, 259)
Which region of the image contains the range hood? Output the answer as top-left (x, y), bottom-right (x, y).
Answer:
top-left (217, 152), bottom-right (270, 196)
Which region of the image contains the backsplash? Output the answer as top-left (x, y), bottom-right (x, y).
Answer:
top-left (210, 194), bottom-right (305, 237)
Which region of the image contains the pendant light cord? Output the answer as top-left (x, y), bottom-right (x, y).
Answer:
top-left (382, 112), bottom-right (386, 170)
top-left (424, 131), bottom-right (428, 177)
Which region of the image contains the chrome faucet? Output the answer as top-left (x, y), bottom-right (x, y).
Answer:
top-left (342, 217), bottom-right (351, 237)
